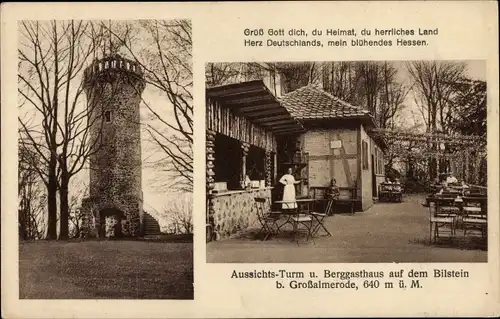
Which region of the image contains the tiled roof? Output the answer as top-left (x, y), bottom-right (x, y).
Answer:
top-left (279, 85), bottom-right (371, 121)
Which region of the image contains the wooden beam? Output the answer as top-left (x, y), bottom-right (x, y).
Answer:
top-left (269, 123), bottom-right (302, 130)
top-left (260, 119), bottom-right (300, 127)
top-left (273, 129), bottom-right (304, 135)
top-left (222, 94), bottom-right (275, 106)
top-left (310, 154), bottom-right (358, 160)
top-left (239, 108), bottom-right (286, 118)
top-left (253, 114), bottom-right (293, 124)
top-left (207, 85), bottom-right (264, 98)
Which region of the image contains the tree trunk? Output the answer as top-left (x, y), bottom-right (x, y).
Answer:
top-left (74, 220), bottom-right (81, 239)
top-left (59, 173), bottom-right (69, 240)
top-left (46, 155), bottom-right (58, 240)
top-left (19, 209), bottom-right (27, 240)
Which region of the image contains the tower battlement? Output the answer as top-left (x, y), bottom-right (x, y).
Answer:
top-left (83, 54), bottom-right (145, 91)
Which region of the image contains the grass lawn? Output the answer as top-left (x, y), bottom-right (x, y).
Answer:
top-left (19, 239), bottom-right (193, 299)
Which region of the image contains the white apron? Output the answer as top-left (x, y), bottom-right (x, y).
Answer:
top-left (280, 174), bottom-right (297, 209)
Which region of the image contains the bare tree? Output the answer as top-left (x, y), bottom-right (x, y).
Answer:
top-left (206, 63), bottom-right (247, 87)
top-left (321, 61), bottom-right (407, 128)
top-left (272, 62), bottom-right (320, 93)
top-left (355, 61), bottom-right (384, 117)
top-left (405, 61), bottom-right (466, 178)
top-left (102, 20), bottom-right (193, 193)
top-left (322, 61), bottom-right (360, 103)
top-left (159, 194), bottom-right (192, 234)
top-left (18, 144), bottom-right (46, 240)
top-left (379, 62), bottom-right (408, 128)
top-left (406, 61), bottom-right (466, 133)
top-left (18, 20), bottom-right (106, 239)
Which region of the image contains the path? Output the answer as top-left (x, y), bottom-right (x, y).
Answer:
top-left (207, 195), bottom-right (487, 263)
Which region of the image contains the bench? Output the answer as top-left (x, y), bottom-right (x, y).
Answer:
top-left (462, 196), bottom-right (487, 238)
top-left (310, 186), bottom-right (359, 214)
top-left (336, 187), bottom-right (359, 214)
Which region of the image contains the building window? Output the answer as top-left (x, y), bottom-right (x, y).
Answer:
top-left (214, 134), bottom-right (242, 190)
top-left (104, 111), bottom-right (112, 123)
top-left (373, 147), bottom-right (384, 175)
top-left (379, 149), bottom-right (382, 174)
top-left (246, 146), bottom-right (266, 181)
top-left (362, 140), bottom-right (369, 170)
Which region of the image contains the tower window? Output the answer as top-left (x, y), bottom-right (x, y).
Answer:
top-left (104, 111), bottom-right (112, 123)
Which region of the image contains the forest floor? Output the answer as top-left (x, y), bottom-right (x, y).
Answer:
top-left (207, 195), bottom-right (488, 263)
top-left (19, 239), bottom-right (193, 299)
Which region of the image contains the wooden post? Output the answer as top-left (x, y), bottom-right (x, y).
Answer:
top-left (265, 149), bottom-right (272, 187)
top-left (273, 152), bottom-right (278, 185)
top-left (206, 130), bottom-right (216, 193)
top-left (465, 148), bottom-right (470, 183)
top-left (240, 142), bottom-right (250, 188)
top-left (206, 130), bottom-right (216, 228)
top-left (474, 151), bottom-right (482, 184)
top-left (436, 151), bottom-right (440, 177)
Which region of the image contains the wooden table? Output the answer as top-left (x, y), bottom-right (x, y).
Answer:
top-left (274, 199), bottom-right (316, 243)
top-left (274, 198), bottom-right (333, 241)
top-left (275, 198), bottom-right (315, 214)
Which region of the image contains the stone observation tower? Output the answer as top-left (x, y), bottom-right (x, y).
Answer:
top-left (80, 54), bottom-right (146, 238)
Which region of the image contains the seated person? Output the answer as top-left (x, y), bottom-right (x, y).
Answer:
top-left (438, 180), bottom-right (448, 194)
top-left (393, 180), bottom-right (402, 192)
top-left (327, 178), bottom-right (340, 200)
top-left (446, 174), bottom-right (458, 185)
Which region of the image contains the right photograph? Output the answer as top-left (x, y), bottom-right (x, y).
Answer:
top-left (205, 60), bottom-right (487, 263)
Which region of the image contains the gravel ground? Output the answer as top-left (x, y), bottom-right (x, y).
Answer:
top-left (207, 195), bottom-right (487, 263)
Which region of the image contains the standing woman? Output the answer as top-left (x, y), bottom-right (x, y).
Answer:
top-left (279, 167), bottom-right (300, 209)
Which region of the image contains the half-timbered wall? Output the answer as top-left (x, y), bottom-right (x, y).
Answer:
top-left (207, 99), bottom-right (277, 152)
top-left (303, 128), bottom-right (359, 190)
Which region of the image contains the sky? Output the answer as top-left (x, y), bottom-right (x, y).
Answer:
top-left (390, 60), bottom-right (486, 130)
top-left (18, 20), bottom-right (190, 232)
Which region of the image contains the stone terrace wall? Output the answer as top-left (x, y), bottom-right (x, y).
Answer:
top-left (212, 188), bottom-right (272, 239)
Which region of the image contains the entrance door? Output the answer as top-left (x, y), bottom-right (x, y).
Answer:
top-left (371, 154), bottom-right (377, 197)
top-left (99, 208), bottom-right (124, 238)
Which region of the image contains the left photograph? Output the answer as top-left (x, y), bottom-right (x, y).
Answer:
top-left (17, 20), bottom-right (193, 299)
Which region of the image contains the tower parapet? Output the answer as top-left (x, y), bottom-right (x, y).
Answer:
top-left (84, 55), bottom-right (146, 93)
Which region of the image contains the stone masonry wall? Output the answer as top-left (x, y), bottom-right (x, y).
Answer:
top-left (83, 56), bottom-right (145, 237)
top-left (212, 188), bottom-right (272, 239)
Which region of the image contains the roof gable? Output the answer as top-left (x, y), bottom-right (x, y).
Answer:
top-left (279, 85), bottom-right (387, 149)
top-left (279, 85), bottom-right (371, 120)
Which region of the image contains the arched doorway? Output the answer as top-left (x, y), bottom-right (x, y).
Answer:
top-left (99, 208), bottom-right (125, 238)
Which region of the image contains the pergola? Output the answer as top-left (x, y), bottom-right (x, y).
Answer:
top-left (368, 128), bottom-right (487, 185)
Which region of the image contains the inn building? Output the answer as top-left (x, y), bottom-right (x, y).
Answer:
top-left (206, 74), bottom-right (386, 240)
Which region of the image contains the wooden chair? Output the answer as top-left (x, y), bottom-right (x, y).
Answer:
top-left (462, 197), bottom-right (487, 239)
top-left (254, 197), bottom-right (281, 241)
top-left (281, 201), bottom-right (314, 245)
top-left (429, 198), bottom-right (458, 243)
top-left (310, 199), bottom-right (333, 237)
